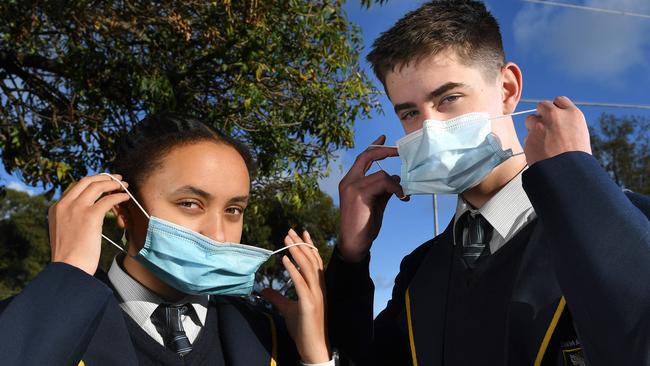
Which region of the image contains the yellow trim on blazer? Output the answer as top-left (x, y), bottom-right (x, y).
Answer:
top-left (264, 313), bottom-right (278, 366)
top-left (405, 288), bottom-right (419, 366)
top-left (534, 296), bottom-right (567, 366)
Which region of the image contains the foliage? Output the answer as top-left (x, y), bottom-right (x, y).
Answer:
top-left (244, 182), bottom-right (339, 296)
top-left (0, 0), bottom-right (380, 203)
top-left (590, 113), bottom-right (650, 195)
top-left (0, 189), bottom-right (50, 299)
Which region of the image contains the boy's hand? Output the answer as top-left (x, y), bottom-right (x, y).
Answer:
top-left (524, 96), bottom-right (592, 166)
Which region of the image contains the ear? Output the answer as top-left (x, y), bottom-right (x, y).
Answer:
top-left (500, 62), bottom-right (523, 115)
top-left (111, 203), bottom-right (130, 230)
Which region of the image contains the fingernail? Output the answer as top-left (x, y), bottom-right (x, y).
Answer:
top-left (289, 228), bottom-right (296, 235)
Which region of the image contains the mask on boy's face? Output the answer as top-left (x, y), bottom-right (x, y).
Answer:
top-left (100, 173), bottom-right (316, 297)
top-left (371, 109), bottom-right (535, 195)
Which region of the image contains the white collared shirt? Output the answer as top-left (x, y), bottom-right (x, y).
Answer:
top-left (108, 257), bottom-right (335, 366)
top-left (453, 170), bottom-right (537, 254)
top-left (107, 256), bottom-right (209, 345)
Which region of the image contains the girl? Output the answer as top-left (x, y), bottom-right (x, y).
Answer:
top-left (0, 113), bottom-right (333, 365)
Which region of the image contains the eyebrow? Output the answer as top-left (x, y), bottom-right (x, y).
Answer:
top-left (393, 82), bottom-right (469, 115)
top-left (227, 195), bottom-right (249, 205)
top-left (172, 185), bottom-right (213, 200)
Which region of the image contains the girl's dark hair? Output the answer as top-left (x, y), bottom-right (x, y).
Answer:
top-left (110, 113), bottom-right (255, 197)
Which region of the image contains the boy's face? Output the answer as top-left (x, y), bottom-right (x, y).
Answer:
top-left (385, 48), bottom-right (513, 139)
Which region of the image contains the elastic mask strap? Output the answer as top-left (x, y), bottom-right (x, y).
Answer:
top-left (100, 173), bottom-right (150, 219)
top-left (99, 172), bottom-right (151, 254)
top-left (271, 242), bottom-right (318, 255)
top-left (490, 108), bottom-right (537, 121)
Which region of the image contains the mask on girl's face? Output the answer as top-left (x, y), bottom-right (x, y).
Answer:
top-left (371, 109), bottom-right (535, 195)
top-left (100, 173), bottom-right (316, 296)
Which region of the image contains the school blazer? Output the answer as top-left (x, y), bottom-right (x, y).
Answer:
top-left (327, 152), bottom-right (650, 366)
top-left (0, 263), bottom-right (298, 365)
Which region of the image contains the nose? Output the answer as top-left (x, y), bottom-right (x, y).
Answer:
top-left (201, 215), bottom-right (226, 243)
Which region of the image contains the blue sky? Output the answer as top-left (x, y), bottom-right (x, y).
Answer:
top-left (325, 0), bottom-right (650, 315)
top-left (2, 0), bottom-right (650, 315)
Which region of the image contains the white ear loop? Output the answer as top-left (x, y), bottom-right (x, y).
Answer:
top-left (271, 242), bottom-right (318, 255)
top-left (99, 172), bottom-right (151, 253)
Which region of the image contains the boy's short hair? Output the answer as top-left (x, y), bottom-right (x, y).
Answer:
top-left (367, 0), bottom-right (505, 86)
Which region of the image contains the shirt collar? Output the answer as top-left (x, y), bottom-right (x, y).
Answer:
top-left (454, 169), bottom-right (535, 244)
top-left (107, 255), bottom-right (209, 328)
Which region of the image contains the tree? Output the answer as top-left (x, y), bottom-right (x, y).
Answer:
top-left (0, 189), bottom-right (50, 299)
top-left (0, 0), bottom-right (381, 202)
top-left (590, 113), bottom-right (650, 195)
top-left (243, 183), bottom-right (339, 297)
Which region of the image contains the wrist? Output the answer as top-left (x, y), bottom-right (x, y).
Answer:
top-left (336, 240), bottom-right (370, 263)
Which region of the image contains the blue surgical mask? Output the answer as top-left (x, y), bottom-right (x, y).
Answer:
top-left (372, 110), bottom-right (535, 195)
top-left (100, 173), bottom-right (315, 296)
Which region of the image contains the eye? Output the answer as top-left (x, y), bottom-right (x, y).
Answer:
top-left (400, 110), bottom-right (419, 121)
top-left (440, 94), bottom-right (461, 105)
top-left (178, 200), bottom-right (201, 210)
top-left (225, 206), bottom-right (244, 216)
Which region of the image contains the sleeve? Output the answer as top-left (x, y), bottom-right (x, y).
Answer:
top-left (0, 262), bottom-right (114, 366)
top-left (326, 245), bottom-right (428, 366)
top-left (522, 151), bottom-right (650, 365)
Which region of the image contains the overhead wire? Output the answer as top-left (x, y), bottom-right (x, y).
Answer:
top-left (521, 0), bottom-right (650, 19)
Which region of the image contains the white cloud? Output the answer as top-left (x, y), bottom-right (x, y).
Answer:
top-left (513, 0), bottom-right (650, 82)
top-left (6, 181), bottom-right (35, 196)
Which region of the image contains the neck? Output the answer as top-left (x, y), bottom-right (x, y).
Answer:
top-left (461, 155), bottom-right (527, 209)
top-left (122, 253), bottom-right (186, 303)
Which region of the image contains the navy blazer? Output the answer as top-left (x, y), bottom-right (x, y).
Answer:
top-left (326, 152), bottom-right (650, 366)
top-left (0, 262), bottom-right (299, 365)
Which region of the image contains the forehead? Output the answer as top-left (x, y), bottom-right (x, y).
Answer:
top-left (384, 49), bottom-right (492, 101)
top-left (140, 141), bottom-right (250, 199)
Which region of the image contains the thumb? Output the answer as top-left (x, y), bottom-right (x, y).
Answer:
top-left (260, 288), bottom-right (292, 315)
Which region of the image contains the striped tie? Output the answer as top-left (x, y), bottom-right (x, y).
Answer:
top-left (460, 213), bottom-right (493, 268)
top-left (151, 304), bottom-right (193, 356)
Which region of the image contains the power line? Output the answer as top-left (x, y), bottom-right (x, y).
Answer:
top-left (521, 0), bottom-right (650, 19)
top-left (520, 99), bottom-right (650, 111)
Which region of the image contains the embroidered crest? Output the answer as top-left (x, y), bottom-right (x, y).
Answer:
top-left (562, 347), bottom-right (586, 366)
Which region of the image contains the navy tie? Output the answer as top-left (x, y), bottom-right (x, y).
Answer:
top-left (459, 212), bottom-right (493, 268)
top-left (151, 304), bottom-right (193, 356)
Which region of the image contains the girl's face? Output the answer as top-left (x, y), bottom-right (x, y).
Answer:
top-left (122, 140), bottom-right (251, 254)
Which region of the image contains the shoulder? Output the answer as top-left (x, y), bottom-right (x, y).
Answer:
top-left (624, 190), bottom-right (650, 218)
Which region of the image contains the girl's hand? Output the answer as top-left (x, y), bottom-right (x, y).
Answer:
top-left (49, 174), bottom-right (130, 275)
top-left (260, 229), bottom-right (330, 364)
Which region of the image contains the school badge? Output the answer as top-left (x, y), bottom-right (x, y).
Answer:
top-left (562, 346), bottom-right (586, 366)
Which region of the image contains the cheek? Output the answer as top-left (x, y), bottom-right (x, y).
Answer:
top-left (225, 219), bottom-right (244, 243)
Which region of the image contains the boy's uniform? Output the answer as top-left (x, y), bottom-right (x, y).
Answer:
top-left (327, 152), bottom-right (650, 365)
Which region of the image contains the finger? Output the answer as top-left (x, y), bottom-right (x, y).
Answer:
top-left (259, 288), bottom-right (293, 315)
top-left (281, 255), bottom-right (311, 301)
top-left (91, 192), bottom-right (131, 215)
top-left (75, 179), bottom-right (129, 207)
top-left (524, 115), bottom-right (541, 131)
top-left (553, 95), bottom-right (575, 109)
top-left (361, 170), bottom-right (405, 198)
top-left (303, 230), bottom-right (323, 270)
top-left (62, 174), bottom-right (122, 201)
top-left (285, 233), bottom-right (318, 285)
top-left (535, 100), bottom-right (555, 117)
top-left (288, 229), bottom-right (319, 270)
top-left (347, 144), bottom-right (399, 180)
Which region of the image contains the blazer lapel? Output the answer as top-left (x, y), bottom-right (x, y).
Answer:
top-left (406, 221), bottom-right (455, 366)
top-left (213, 296), bottom-right (276, 366)
top-left (506, 220), bottom-right (565, 365)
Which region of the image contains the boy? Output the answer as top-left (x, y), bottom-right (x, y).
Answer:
top-left (326, 1), bottom-right (650, 365)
